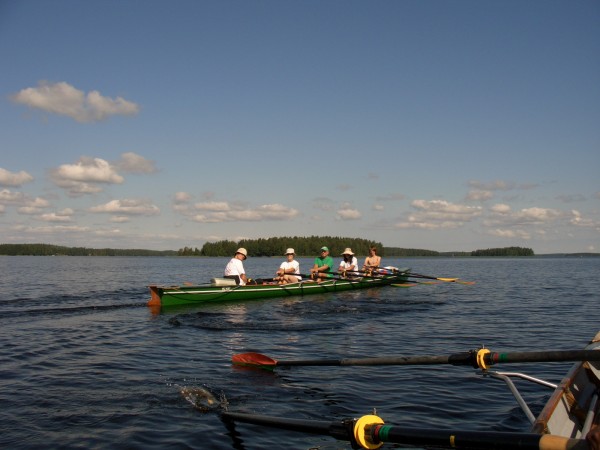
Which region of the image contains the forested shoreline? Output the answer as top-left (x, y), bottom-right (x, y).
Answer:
top-left (0, 243), bottom-right (177, 257)
top-left (0, 240), bottom-right (580, 257)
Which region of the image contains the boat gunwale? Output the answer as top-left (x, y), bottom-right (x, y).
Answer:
top-left (531, 335), bottom-right (600, 436)
top-left (158, 276), bottom-right (397, 294)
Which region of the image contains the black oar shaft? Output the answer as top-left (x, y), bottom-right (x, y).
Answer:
top-left (221, 412), bottom-right (351, 440)
top-left (485, 349), bottom-right (600, 365)
top-left (222, 411), bottom-right (330, 433)
top-left (280, 355), bottom-right (454, 367)
top-left (374, 425), bottom-right (587, 450)
top-left (263, 349), bottom-right (600, 369)
top-left (221, 412), bottom-right (588, 450)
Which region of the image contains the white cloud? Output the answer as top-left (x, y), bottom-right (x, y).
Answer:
top-left (191, 203), bottom-right (298, 223)
top-left (13, 224), bottom-right (91, 234)
top-left (244, 204), bottom-right (299, 221)
top-left (17, 197), bottom-right (51, 214)
top-left (0, 168), bottom-right (34, 187)
top-left (490, 203), bottom-right (511, 214)
top-left (394, 199), bottom-right (482, 230)
top-left (466, 189), bottom-right (493, 201)
top-left (518, 207), bottom-right (561, 222)
top-left (114, 152), bottom-right (157, 174)
top-left (51, 157), bottom-right (124, 196)
top-left (484, 206), bottom-right (562, 227)
top-left (11, 81), bottom-right (139, 123)
top-left (89, 199), bottom-right (160, 216)
top-left (174, 192), bottom-right (192, 203)
top-left (53, 157), bottom-right (123, 183)
top-left (38, 209), bottom-right (74, 222)
top-left (411, 199), bottom-right (482, 220)
top-left (109, 216), bottom-right (131, 223)
top-left (570, 210), bottom-right (599, 228)
top-left (0, 189), bottom-right (27, 205)
top-left (194, 201), bottom-right (231, 212)
top-left (0, 189), bottom-right (50, 214)
top-left (469, 180), bottom-right (516, 191)
top-left (487, 228), bottom-right (532, 239)
top-left (336, 207), bottom-right (362, 220)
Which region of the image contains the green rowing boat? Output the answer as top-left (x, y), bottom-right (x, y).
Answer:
top-left (148, 268), bottom-right (411, 307)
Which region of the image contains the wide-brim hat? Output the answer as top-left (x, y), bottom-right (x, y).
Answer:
top-left (284, 248), bottom-right (295, 255)
top-left (341, 247), bottom-right (354, 256)
top-left (236, 248), bottom-right (248, 259)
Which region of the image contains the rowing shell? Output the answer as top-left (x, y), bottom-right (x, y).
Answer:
top-left (148, 269), bottom-right (411, 307)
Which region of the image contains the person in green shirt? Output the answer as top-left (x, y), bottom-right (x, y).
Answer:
top-left (310, 246), bottom-right (334, 282)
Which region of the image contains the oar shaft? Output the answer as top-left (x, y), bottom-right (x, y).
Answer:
top-left (373, 425), bottom-right (587, 450)
top-left (222, 411), bottom-right (330, 434)
top-left (221, 412), bottom-right (588, 450)
top-left (485, 350), bottom-right (600, 365)
top-left (280, 354), bottom-right (455, 367)
top-left (240, 349), bottom-right (600, 369)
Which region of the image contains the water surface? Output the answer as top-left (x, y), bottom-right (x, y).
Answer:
top-left (1, 256), bottom-right (599, 449)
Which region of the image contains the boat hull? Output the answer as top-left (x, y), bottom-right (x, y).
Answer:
top-left (148, 271), bottom-right (410, 307)
top-left (532, 331), bottom-right (600, 438)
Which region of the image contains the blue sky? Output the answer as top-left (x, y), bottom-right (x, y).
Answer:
top-left (1, 1), bottom-right (599, 253)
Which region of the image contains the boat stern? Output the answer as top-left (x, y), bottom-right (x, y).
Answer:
top-left (148, 285), bottom-right (162, 307)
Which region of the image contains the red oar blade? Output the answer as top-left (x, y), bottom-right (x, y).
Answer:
top-left (232, 352), bottom-right (278, 369)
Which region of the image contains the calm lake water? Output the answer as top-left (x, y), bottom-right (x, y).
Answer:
top-left (1, 255), bottom-right (599, 449)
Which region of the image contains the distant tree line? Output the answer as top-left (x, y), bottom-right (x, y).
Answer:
top-left (0, 242), bottom-right (537, 258)
top-left (0, 243), bottom-right (176, 256)
top-left (384, 247), bottom-right (440, 257)
top-left (471, 246), bottom-right (534, 256)
top-left (178, 246), bottom-right (202, 256)
top-left (197, 236), bottom-right (384, 257)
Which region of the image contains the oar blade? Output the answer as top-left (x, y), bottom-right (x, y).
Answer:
top-left (391, 283), bottom-right (418, 288)
top-left (232, 352), bottom-right (278, 370)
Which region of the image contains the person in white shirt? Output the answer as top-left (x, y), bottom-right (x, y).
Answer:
top-left (275, 248), bottom-right (301, 284)
top-left (224, 248), bottom-right (249, 285)
top-left (338, 248), bottom-right (359, 279)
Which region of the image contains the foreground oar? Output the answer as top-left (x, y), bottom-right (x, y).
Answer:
top-left (222, 411), bottom-right (587, 450)
top-left (232, 349), bottom-right (600, 370)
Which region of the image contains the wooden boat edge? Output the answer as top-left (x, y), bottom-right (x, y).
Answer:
top-left (531, 331), bottom-right (600, 437)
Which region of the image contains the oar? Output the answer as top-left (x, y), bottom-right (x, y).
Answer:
top-left (408, 272), bottom-right (475, 285)
top-left (344, 269), bottom-right (474, 285)
top-left (221, 411), bottom-right (588, 450)
top-left (232, 349), bottom-right (600, 370)
top-left (295, 273), bottom-right (371, 282)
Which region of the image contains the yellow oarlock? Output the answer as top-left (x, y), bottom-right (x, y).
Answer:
top-left (354, 414), bottom-right (385, 449)
top-left (476, 348), bottom-right (491, 370)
